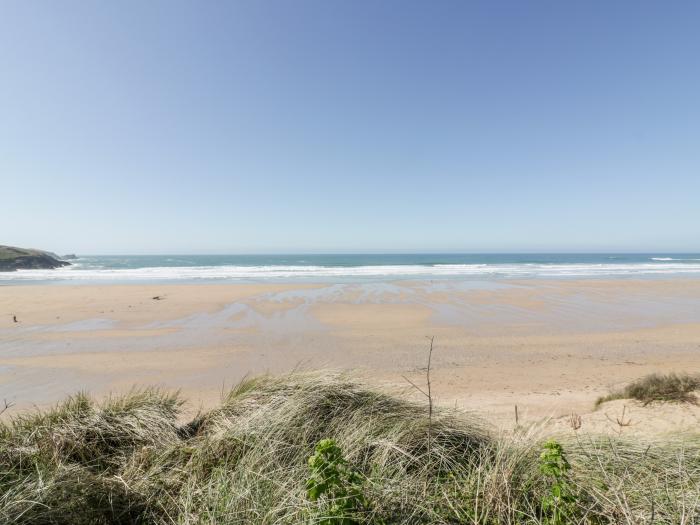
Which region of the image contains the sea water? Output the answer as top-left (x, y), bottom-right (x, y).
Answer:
top-left (3, 253), bottom-right (700, 284)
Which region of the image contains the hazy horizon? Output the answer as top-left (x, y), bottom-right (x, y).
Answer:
top-left (9, 247), bottom-right (700, 258)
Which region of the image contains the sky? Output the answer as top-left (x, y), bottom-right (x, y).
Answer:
top-left (1, 1), bottom-right (699, 254)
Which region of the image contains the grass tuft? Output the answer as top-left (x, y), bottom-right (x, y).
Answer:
top-left (1, 371), bottom-right (699, 523)
top-left (596, 372), bottom-right (700, 408)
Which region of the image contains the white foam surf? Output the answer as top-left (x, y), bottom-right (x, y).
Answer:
top-left (651, 257), bottom-right (700, 261)
top-left (4, 262), bottom-right (700, 282)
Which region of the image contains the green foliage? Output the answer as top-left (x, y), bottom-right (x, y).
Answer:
top-left (1, 372), bottom-right (700, 524)
top-left (306, 438), bottom-right (367, 524)
top-left (0, 245), bottom-right (69, 270)
top-left (0, 245), bottom-right (42, 260)
top-left (539, 439), bottom-right (578, 525)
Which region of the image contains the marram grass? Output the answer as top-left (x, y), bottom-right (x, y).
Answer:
top-left (1, 372), bottom-right (699, 524)
top-left (595, 372), bottom-right (700, 408)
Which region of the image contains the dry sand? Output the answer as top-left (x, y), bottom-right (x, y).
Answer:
top-left (2, 279), bottom-right (700, 436)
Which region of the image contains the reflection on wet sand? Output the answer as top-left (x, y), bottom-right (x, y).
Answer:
top-left (2, 279), bottom-right (700, 427)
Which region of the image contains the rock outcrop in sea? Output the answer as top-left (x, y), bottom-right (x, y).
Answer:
top-left (0, 245), bottom-right (71, 271)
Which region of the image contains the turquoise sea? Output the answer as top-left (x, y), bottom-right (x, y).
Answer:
top-left (3, 254), bottom-right (700, 284)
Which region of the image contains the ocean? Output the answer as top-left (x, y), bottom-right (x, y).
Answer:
top-left (3, 253), bottom-right (700, 284)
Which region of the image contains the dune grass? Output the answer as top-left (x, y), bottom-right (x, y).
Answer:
top-left (596, 372), bottom-right (700, 408)
top-left (1, 371), bottom-right (699, 524)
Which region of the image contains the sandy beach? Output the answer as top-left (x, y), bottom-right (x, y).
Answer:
top-left (2, 279), bottom-right (700, 434)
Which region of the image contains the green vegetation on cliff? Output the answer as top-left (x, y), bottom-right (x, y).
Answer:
top-left (1, 372), bottom-right (698, 524)
top-left (0, 245), bottom-right (70, 271)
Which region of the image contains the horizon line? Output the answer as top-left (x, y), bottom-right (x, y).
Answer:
top-left (69, 250), bottom-right (700, 257)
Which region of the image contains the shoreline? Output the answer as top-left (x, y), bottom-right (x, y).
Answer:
top-left (5, 271), bottom-right (700, 286)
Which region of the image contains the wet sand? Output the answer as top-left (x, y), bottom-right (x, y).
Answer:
top-left (2, 279), bottom-right (700, 435)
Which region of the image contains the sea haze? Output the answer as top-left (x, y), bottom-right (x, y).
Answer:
top-left (3, 254), bottom-right (700, 284)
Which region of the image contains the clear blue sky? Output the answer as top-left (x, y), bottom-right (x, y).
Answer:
top-left (2, 1), bottom-right (699, 254)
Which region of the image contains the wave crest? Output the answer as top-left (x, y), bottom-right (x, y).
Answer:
top-left (4, 262), bottom-right (700, 282)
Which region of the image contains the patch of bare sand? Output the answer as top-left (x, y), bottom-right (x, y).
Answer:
top-left (427, 288), bottom-right (549, 311)
top-left (0, 283), bottom-right (321, 328)
top-left (311, 303), bottom-right (433, 330)
top-left (1, 346), bottom-right (243, 372)
top-left (547, 398), bottom-right (700, 438)
top-left (31, 328), bottom-right (179, 340)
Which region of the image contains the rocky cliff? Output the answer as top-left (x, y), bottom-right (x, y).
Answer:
top-left (0, 245), bottom-right (71, 271)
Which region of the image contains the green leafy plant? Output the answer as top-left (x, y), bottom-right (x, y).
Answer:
top-left (539, 439), bottom-right (578, 525)
top-left (306, 438), bottom-right (367, 524)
